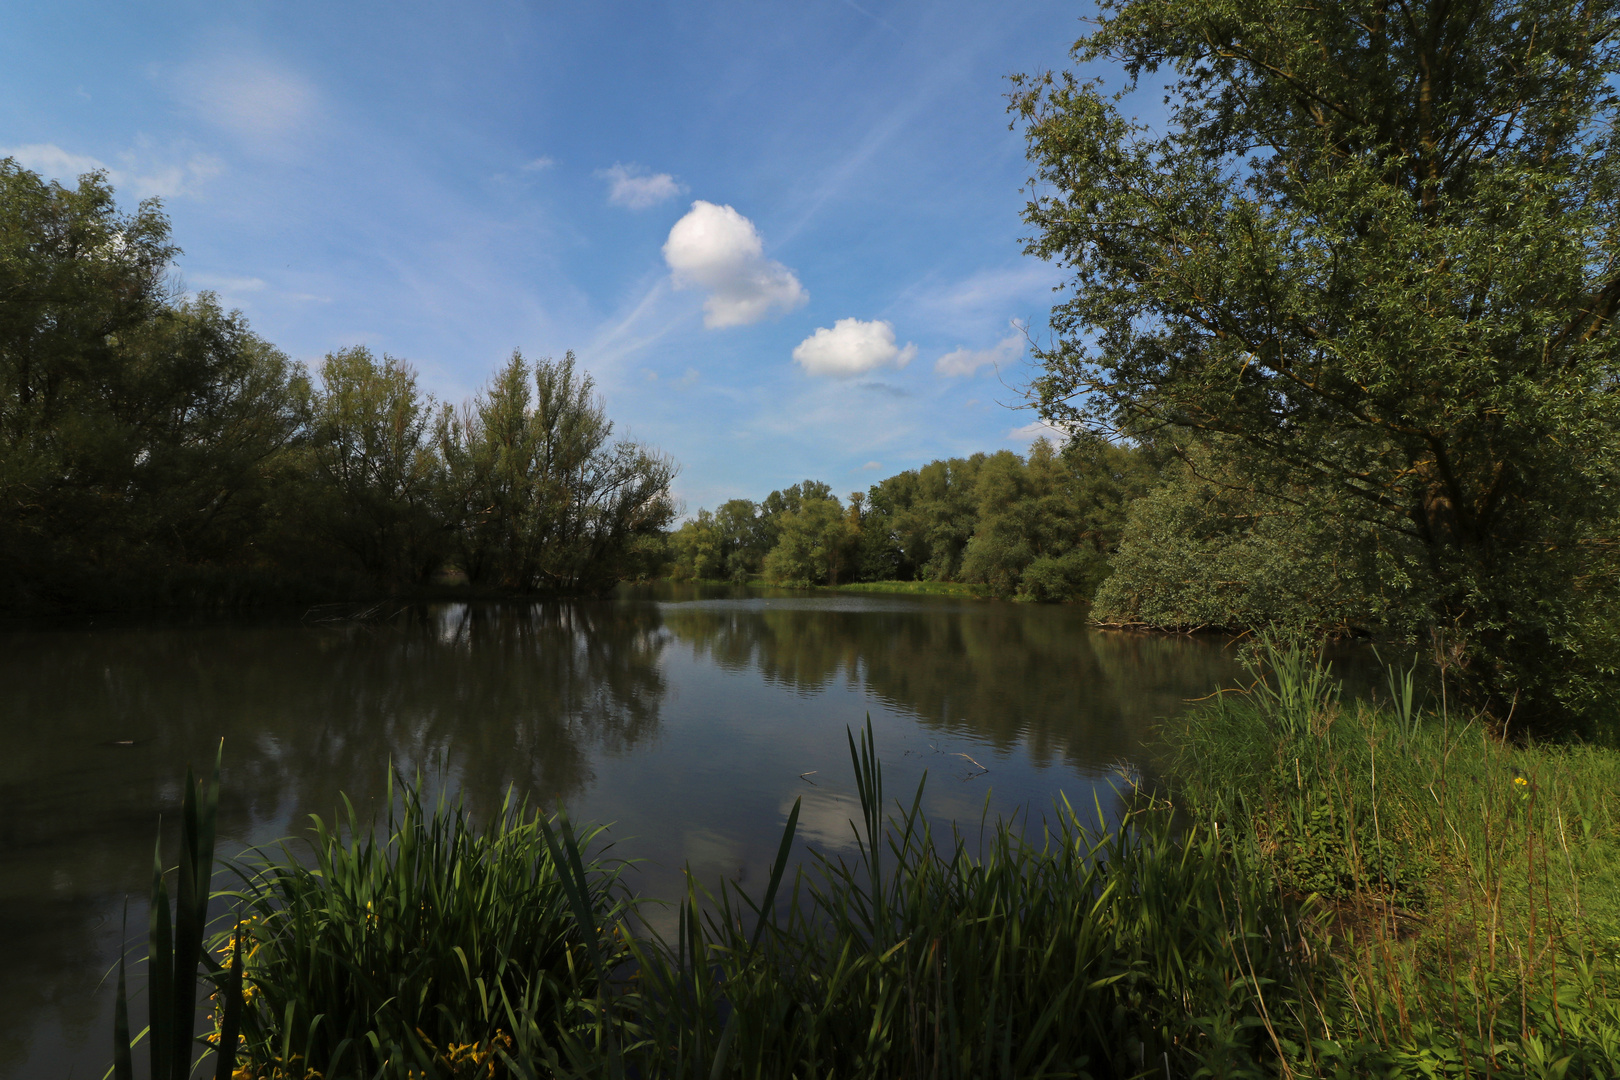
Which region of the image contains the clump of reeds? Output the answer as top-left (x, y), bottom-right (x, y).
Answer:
top-left (209, 776), bottom-right (633, 1078)
top-left (125, 732), bottom-right (1310, 1079)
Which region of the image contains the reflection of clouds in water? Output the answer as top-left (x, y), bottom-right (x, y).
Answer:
top-left (781, 789), bottom-right (864, 852)
top-left (681, 827), bottom-right (743, 881)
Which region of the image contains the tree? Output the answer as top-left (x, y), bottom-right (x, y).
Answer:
top-left (0, 162), bottom-right (302, 596)
top-left (670, 508), bottom-right (725, 580)
top-left (305, 346), bottom-right (445, 586)
top-left (440, 351), bottom-right (676, 593)
top-left (762, 493), bottom-right (860, 586)
top-left (960, 438), bottom-right (1152, 601)
top-left (1014, 0), bottom-right (1620, 727)
top-left (1094, 444), bottom-right (1386, 630)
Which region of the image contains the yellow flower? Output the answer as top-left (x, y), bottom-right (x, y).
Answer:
top-left (1514, 776), bottom-right (1529, 787)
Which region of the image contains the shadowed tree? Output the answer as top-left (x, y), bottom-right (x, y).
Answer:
top-left (0, 161), bottom-right (302, 601)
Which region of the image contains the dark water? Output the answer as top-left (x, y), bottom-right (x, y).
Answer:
top-left (0, 583), bottom-right (1242, 1078)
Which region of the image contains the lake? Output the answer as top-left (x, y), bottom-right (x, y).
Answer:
top-left (0, 584), bottom-right (1242, 1078)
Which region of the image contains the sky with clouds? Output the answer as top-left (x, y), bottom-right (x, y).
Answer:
top-left (2, 0), bottom-right (1105, 512)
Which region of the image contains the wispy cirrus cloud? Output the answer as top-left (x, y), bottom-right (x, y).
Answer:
top-left (1007, 417), bottom-right (1069, 444)
top-left (2, 141), bottom-right (224, 199)
top-left (170, 56), bottom-right (319, 146)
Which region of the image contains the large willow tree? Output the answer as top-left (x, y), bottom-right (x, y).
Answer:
top-left (1015, 0), bottom-right (1620, 729)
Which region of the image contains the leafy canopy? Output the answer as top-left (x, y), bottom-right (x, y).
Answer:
top-left (1014, 0), bottom-right (1620, 726)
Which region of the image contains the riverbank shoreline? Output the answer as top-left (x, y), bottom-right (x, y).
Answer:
top-left (115, 644), bottom-right (1620, 1078)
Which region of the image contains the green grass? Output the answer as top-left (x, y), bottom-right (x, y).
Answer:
top-left (825, 579), bottom-right (986, 598)
top-left (168, 732), bottom-right (1301, 1078)
top-left (1159, 638), bottom-right (1620, 1076)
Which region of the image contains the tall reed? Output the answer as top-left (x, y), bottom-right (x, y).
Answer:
top-left (111, 742), bottom-right (244, 1080)
top-left (617, 720), bottom-right (1311, 1079)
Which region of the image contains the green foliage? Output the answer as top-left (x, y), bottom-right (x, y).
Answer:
top-left (623, 721), bottom-right (1307, 1079)
top-left (1094, 451), bottom-right (1389, 631)
top-left (1014, 0), bottom-right (1620, 728)
top-left (119, 680), bottom-right (1620, 1078)
top-left (1162, 642), bottom-right (1620, 1074)
top-left (0, 161), bottom-right (304, 604)
top-left (302, 346), bottom-right (447, 588)
top-left (679, 437), bottom-right (1154, 601)
top-left (211, 777), bottom-right (628, 1078)
top-left (668, 499), bottom-right (769, 583)
top-left (180, 732), bottom-right (1307, 1079)
top-left (1, 163), bottom-right (679, 610)
top-left (959, 438), bottom-right (1147, 600)
top-left (760, 492), bottom-right (859, 586)
top-left (439, 351), bottom-right (678, 595)
top-left (112, 744), bottom-right (241, 1080)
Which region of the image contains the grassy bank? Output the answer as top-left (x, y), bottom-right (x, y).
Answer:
top-left (118, 650), bottom-right (1620, 1078)
top-left (826, 579), bottom-right (985, 598)
top-left (668, 577), bottom-right (987, 598)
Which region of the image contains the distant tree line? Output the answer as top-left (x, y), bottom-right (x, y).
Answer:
top-left (0, 162), bottom-right (675, 610)
top-left (668, 437), bottom-right (1155, 601)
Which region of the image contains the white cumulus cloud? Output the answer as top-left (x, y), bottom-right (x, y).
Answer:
top-left (663, 201), bottom-right (807, 328)
top-left (935, 325), bottom-right (1026, 377)
top-left (792, 318), bottom-right (917, 377)
top-left (600, 163), bottom-right (684, 209)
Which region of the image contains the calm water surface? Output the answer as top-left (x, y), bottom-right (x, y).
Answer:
top-left (0, 583), bottom-right (1242, 1078)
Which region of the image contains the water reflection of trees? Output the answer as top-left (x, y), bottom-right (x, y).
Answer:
top-left (662, 602), bottom-right (1236, 770)
top-left (0, 600), bottom-right (668, 1076)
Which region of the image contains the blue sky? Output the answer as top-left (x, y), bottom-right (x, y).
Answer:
top-left (2, 0), bottom-right (1095, 512)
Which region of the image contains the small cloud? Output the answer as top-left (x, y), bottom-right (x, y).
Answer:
top-left (600, 163), bottom-right (684, 209)
top-left (664, 201), bottom-right (807, 328)
top-left (1008, 418), bottom-right (1070, 444)
top-left (935, 323), bottom-right (1026, 377)
top-left (643, 369), bottom-right (660, 382)
top-left (859, 460), bottom-right (882, 470)
top-left (174, 58), bottom-right (318, 142)
top-left (3, 141), bottom-right (223, 199)
top-left (857, 381), bottom-right (907, 397)
top-left (4, 143), bottom-right (102, 178)
top-left (793, 318), bottom-right (916, 378)
top-left (188, 274), bottom-right (266, 293)
top-left (679, 367), bottom-right (700, 387)
top-left (521, 156), bottom-right (555, 172)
